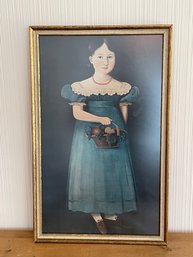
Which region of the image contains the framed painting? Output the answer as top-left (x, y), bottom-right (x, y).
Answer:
top-left (30, 25), bottom-right (172, 244)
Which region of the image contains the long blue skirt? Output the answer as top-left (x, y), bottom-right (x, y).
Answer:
top-left (67, 101), bottom-right (137, 214)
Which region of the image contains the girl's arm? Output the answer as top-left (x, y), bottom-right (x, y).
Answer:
top-left (120, 105), bottom-right (128, 124)
top-left (72, 105), bottom-right (112, 125)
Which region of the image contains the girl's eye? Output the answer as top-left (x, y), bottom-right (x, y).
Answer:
top-left (108, 55), bottom-right (113, 59)
top-left (97, 56), bottom-right (103, 59)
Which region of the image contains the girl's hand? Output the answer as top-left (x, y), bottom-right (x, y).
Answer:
top-left (99, 117), bottom-right (112, 125)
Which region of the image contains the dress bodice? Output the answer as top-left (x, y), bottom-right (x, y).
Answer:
top-left (86, 93), bottom-right (122, 105)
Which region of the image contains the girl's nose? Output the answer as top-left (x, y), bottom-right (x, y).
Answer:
top-left (103, 57), bottom-right (108, 65)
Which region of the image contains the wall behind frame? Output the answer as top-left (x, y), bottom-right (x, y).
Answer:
top-left (0, 0), bottom-right (193, 231)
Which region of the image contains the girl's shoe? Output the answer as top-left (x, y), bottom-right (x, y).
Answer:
top-left (96, 219), bottom-right (108, 234)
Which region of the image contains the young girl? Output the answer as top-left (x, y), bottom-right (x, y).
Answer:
top-left (61, 38), bottom-right (139, 234)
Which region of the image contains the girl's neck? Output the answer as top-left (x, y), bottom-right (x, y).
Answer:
top-left (92, 74), bottom-right (112, 85)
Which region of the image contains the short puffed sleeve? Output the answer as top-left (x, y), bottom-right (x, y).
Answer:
top-left (61, 84), bottom-right (86, 106)
top-left (119, 85), bottom-right (139, 106)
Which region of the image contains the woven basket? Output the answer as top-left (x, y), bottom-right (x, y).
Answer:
top-left (86, 123), bottom-right (127, 149)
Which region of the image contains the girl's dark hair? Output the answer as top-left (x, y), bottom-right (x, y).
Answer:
top-left (88, 37), bottom-right (116, 56)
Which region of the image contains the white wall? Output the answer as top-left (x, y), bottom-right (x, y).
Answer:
top-left (0, 0), bottom-right (193, 231)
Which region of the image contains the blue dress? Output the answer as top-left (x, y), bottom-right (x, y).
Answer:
top-left (61, 82), bottom-right (139, 215)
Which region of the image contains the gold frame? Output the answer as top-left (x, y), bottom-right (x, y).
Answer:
top-left (30, 25), bottom-right (172, 244)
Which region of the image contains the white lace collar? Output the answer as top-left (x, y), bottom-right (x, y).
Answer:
top-left (71, 81), bottom-right (132, 96)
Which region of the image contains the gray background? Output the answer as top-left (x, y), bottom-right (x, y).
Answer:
top-left (40, 35), bottom-right (162, 234)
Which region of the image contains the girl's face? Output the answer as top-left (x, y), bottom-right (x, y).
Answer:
top-left (89, 43), bottom-right (115, 75)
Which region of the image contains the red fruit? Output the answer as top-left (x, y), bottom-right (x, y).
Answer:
top-left (91, 127), bottom-right (101, 135)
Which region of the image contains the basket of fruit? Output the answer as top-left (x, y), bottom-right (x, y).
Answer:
top-left (85, 122), bottom-right (127, 148)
